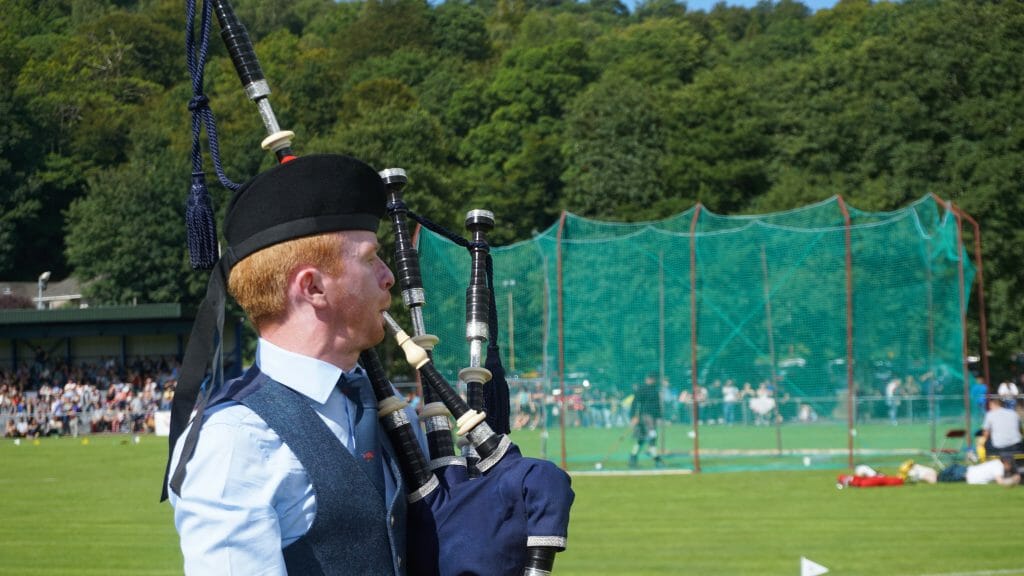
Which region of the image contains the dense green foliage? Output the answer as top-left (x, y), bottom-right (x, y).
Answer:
top-left (3, 0), bottom-right (1023, 368)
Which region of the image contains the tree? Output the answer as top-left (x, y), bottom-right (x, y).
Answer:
top-left (561, 74), bottom-right (679, 219)
top-left (63, 71), bottom-right (205, 306)
top-left (632, 0), bottom-right (686, 22)
top-left (456, 20), bottom-right (598, 240)
top-left (432, 0), bottom-right (492, 61)
top-left (2, 0), bottom-right (1023, 383)
top-left (64, 149), bottom-right (200, 305)
top-left (0, 0), bottom-right (71, 279)
top-left (664, 64), bottom-right (774, 213)
top-left (590, 17), bottom-right (707, 87)
top-left (333, 0), bottom-right (435, 64)
top-left (308, 77), bottom-right (457, 229)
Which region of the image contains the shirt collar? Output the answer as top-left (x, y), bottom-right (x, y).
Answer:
top-left (255, 338), bottom-right (360, 405)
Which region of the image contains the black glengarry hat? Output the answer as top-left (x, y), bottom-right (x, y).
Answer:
top-left (222, 153), bottom-right (387, 268)
top-left (164, 153), bottom-right (388, 501)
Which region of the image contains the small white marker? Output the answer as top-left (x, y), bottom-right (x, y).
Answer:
top-left (801, 557), bottom-right (829, 576)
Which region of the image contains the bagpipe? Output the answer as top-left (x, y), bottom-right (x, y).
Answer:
top-left (176, 0), bottom-right (574, 574)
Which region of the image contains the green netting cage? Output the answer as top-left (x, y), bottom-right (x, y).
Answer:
top-left (413, 194), bottom-right (984, 474)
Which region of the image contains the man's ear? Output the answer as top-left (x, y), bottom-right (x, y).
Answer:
top-left (294, 267), bottom-right (328, 308)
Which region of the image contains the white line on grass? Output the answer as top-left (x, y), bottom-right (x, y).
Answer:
top-left (917, 565), bottom-right (1024, 569)
top-left (570, 468), bottom-right (693, 477)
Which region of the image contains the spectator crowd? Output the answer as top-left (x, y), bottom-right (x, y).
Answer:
top-left (506, 371), bottom-right (1024, 432)
top-left (6, 352), bottom-right (1022, 440)
top-left (1, 353), bottom-right (179, 439)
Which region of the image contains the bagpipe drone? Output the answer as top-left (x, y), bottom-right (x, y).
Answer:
top-left (165, 1), bottom-right (574, 574)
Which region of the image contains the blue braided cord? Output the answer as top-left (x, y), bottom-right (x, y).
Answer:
top-left (403, 208), bottom-right (466, 247)
top-left (186, 0), bottom-right (240, 191)
top-left (203, 111), bottom-right (241, 191)
top-left (186, 0), bottom-right (209, 174)
top-left (404, 209), bottom-right (489, 256)
top-left (185, 0), bottom-right (231, 269)
top-left (404, 208), bottom-right (484, 251)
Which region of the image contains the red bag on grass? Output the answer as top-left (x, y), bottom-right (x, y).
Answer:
top-left (837, 474), bottom-right (904, 488)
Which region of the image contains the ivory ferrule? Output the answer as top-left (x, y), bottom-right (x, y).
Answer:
top-left (376, 396), bottom-right (408, 419)
top-left (454, 409), bottom-right (487, 436)
top-left (458, 366), bottom-right (492, 386)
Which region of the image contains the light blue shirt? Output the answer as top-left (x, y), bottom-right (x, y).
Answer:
top-left (168, 339), bottom-right (394, 576)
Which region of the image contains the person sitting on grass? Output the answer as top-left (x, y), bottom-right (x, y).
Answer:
top-left (25, 417), bottom-right (41, 438)
top-left (980, 397), bottom-right (1023, 459)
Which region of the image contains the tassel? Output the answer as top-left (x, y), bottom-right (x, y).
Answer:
top-left (484, 253), bottom-right (511, 434)
top-left (186, 172), bottom-right (219, 270)
top-left (484, 342), bottom-right (512, 435)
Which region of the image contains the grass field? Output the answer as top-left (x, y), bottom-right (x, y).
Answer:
top-left (2, 434), bottom-right (1022, 576)
top-left (512, 420), bottom-right (972, 473)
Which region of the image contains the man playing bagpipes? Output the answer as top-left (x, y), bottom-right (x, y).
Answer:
top-left (165, 0), bottom-right (573, 572)
top-left (165, 152), bottom-right (575, 576)
top-left (165, 154), bottom-right (417, 575)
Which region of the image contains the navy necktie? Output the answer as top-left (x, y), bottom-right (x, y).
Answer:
top-left (338, 370), bottom-right (385, 496)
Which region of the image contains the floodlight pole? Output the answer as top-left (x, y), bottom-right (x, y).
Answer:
top-left (502, 279), bottom-right (516, 372)
top-left (37, 271), bottom-right (51, 310)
